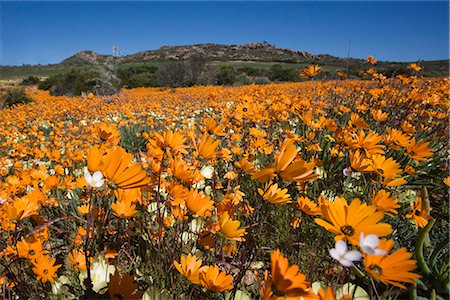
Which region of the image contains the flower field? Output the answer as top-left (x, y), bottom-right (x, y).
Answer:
top-left (0, 72), bottom-right (449, 299)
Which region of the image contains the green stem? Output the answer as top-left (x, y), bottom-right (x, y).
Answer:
top-left (415, 218), bottom-right (435, 277)
top-left (351, 265), bottom-right (366, 279)
top-left (409, 284), bottom-right (418, 300)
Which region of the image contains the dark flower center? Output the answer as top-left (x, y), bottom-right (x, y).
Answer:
top-left (369, 264), bottom-right (383, 275)
top-left (242, 107), bottom-right (248, 112)
top-left (43, 269), bottom-right (49, 274)
top-left (340, 225), bottom-right (355, 236)
top-left (29, 250), bottom-right (35, 255)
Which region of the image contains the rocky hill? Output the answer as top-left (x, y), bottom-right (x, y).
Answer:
top-left (61, 43), bottom-right (351, 66)
top-left (1, 43), bottom-right (448, 79)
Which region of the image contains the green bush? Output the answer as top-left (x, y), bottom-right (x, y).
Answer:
top-left (237, 66), bottom-right (265, 77)
top-left (121, 72), bottom-right (158, 88)
top-left (21, 75), bottom-right (40, 85)
top-left (38, 75), bottom-right (59, 91)
top-left (118, 65), bottom-right (159, 88)
top-left (254, 76), bottom-right (271, 85)
top-left (235, 73), bottom-right (252, 86)
top-left (1, 88), bottom-right (32, 108)
top-left (51, 70), bottom-right (98, 96)
top-left (269, 64), bottom-right (299, 82)
top-left (39, 70), bottom-right (98, 96)
top-left (216, 65), bottom-right (236, 86)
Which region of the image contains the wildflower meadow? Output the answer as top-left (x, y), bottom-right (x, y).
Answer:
top-left (0, 63), bottom-right (448, 299)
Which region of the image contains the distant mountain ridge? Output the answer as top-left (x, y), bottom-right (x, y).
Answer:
top-left (1, 43), bottom-right (448, 79)
top-left (61, 42), bottom-right (359, 66)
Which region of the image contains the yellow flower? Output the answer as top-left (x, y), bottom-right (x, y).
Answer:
top-left (111, 200), bottom-right (137, 218)
top-left (408, 63), bottom-right (422, 72)
top-left (405, 197), bottom-right (431, 228)
top-left (185, 189), bottom-right (214, 217)
top-left (315, 197), bottom-right (392, 245)
top-left (7, 197), bottom-right (40, 221)
top-left (31, 255), bottom-right (62, 284)
top-left (101, 146), bottom-right (151, 189)
top-left (174, 253), bottom-right (206, 285)
top-left (301, 65), bottom-right (321, 78)
top-left (371, 190), bottom-right (400, 216)
top-left (258, 182), bottom-right (291, 205)
top-left (270, 249), bottom-right (316, 298)
top-left (199, 265), bottom-right (233, 292)
top-left (297, 196), bottom-right (320, 215)
top-left (218, 211), bottom-right (247, 242)
top-left (364, 239), bottom-right (421, 289)
top-left (367, 55), bottom-right (377, 65)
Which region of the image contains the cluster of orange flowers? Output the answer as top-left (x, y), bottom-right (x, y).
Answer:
top-left (0, 70), bottom-right (448, 298)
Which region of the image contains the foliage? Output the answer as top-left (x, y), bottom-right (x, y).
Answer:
top-left (234, 73), bottom-right (252, 86)
top-left (41, 70), bottom-right (98, 96)
top-left (20, 75), bottom-right (40, 85)
top-left (118, 64), bottom-right (159, 88)
top-left (269, 64), bottom-right (299, 82)
top-left (216, 65), bottom-right (236, 85)
top-left (155, 55), bottom-right (208, 88)
top-left (253, 76), bottom-right (271, 85)
top-left (0, 88), bottom-right (32, 108)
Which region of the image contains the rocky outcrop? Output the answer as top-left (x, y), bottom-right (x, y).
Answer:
top-left (61, 43), bottom-right (347, 65)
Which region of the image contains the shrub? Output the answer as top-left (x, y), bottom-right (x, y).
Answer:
top-left (216, 65), bottom-right (236, 86)
top-left (50, 70), bottom-right (97, 96)
top-left (21, 75), bottom-right (40, 85)
top-left (235, 73), bottom-right (252, 86)
top-left (156, 61), bottom-right (189, 88)
top-left (237, 66), bottom-right (265, 77)
top-left (1, 88), bottom-right (32, 108)
top-left (38, 75), bottom-right (59, 91)
top-left (118, 65), bottom-right (159, 88)
top-left (269, 64), bottom-right (299, 82)
top-left (122, 72), bottom-right (158, 88)
top-left (254, 76), bottom-right (271, 85)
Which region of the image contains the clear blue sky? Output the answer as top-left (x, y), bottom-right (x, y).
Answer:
top-left (1, 1), bottom-right (448, 66)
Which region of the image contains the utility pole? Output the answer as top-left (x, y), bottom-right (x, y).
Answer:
top-left (346, 40), bottom-right (352, 77)
top-left (112, 45), bottom-right (120, 57)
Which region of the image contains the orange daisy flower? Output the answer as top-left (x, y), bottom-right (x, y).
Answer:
top-left (199, 265), bottom-right (233, 292)
top-left (364, 239), bottom-right (421, 289)
top-left (185, 189), bottom-right (214, 217)
top-left (258, 182), bottom-right (291, 205)
top-left (111, 200), bottom-right (137, 218)
top-left (31, 255), bottom-right (62, 284)
top-left (315, 198), bottom-right (392, 245)
top-left (371, 190), bottom-right (400, 216)
top-left (174, 253), bottom-right (206, 285)
top-left (270, 249), bottom-right (316, 299)
top-left (405, 138), bottom-right (432, 162)
top-left (405, 197), bottom-right (431, 228)
top-left (218, 211), bottom-right (247, 242)
top-left (101, 146), bottom-right (151, 189)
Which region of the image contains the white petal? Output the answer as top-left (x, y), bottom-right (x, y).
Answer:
top-left (84, 172), bottom-right (93, 182)
top-left (359, 232), bottom-right (365, 245)
top-left (344, 250), bottom-right (362, 262)
top-left (374, 249), bottom-right (388, 256)
top-left (330, 248), bottom-right (340, 261)
top-left (335, 240), bottom-right (347, 255)
top-left (361, 246), bottom-right (375, 255)
top-left (339, 259), bottom-right (354, 267)
top-left (92, 171), bottom-right (103, 182)
top-left (364, 234), bottom-right (380, 249)
top-left (94, 179), bottom-right (104, 188)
